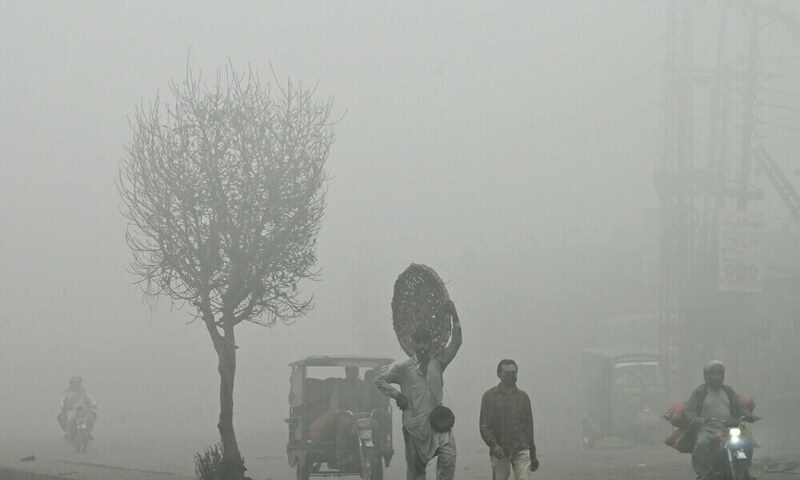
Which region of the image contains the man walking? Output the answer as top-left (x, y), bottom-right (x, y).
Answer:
top-left (375, 300), bottom-right (462, 480)
top-left (479, 360), bottom-right (539, 480)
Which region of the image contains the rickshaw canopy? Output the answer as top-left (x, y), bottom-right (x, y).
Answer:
top-left (289, 356), bottom-right (395, 368)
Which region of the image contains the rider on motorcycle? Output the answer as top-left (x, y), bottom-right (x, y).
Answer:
top-left (308, 367), bottom-right (368, 467)
top-left (58, 376), bottom-right (97, 440)
top-left (684, 361), bottom-right (754, 480)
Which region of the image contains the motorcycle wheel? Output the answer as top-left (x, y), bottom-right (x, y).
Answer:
top-left (360, 453), bottom-right (383, 480)
top-left (359, 443), bottom-right (384, 480)
top-left (731, 460), bottom-right (752, 480)
top-left (74, 433), bottom-right (87, 453)
top-left (368, 458), bottom-right (383, 480)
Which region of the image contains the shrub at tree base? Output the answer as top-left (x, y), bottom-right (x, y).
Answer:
top-left (195, 443), bottom-right (249, 480)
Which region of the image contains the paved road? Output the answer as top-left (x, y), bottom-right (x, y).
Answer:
top-left (2, 434), bottom-right (797, 480)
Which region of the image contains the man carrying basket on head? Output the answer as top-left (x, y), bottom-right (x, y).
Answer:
top-left (375, 299), bottom-right (463, 480)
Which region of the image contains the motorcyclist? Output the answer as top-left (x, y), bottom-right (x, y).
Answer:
top-left (684, 361), bottom-right (754, 480)
top-left (308, 367), bottom-right (368, 467)
top-left (330, 366), bottom-right (369, 467)
top-left (58, 376), bottom-right (97, 440)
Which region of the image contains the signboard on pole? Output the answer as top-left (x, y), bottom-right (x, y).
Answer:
top-left (718, 211), bottom-right (764, 292)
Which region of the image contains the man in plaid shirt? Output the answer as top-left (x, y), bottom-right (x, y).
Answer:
top-left (479, 360), bottom-right (539, 480)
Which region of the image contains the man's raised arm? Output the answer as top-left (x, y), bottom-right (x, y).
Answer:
top-left (439, 300), bottom-right (462, 367)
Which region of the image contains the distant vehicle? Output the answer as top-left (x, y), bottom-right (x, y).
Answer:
top-left (581, 347), bottom-right (669, 447)
top-left (286, 356), bottom-right (395, 480)
top-left (69, 404), bottom-right (92, 453)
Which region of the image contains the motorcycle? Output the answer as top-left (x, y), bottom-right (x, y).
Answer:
top-left (353, 412), bottom-right (386, 480)
top-left (706, 417), bottom-right (758, 480)
top-left (68, 404), bottom-right (95, 453)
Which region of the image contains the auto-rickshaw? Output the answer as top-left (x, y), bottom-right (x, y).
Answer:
top-left (580, 347), bottom-right (669, 447)
top-left (287, 356), bottom-right (395, 480)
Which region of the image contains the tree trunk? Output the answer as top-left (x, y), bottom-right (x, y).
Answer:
top-left (203, 306), bottom-right (247, 479)
top-left (217, 325), bottom-right (246, 479)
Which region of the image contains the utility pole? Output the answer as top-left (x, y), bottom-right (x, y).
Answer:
top-left (755, 145), bottom-right (800, 228)
top-left (737, 6), bottom-right (760, 211)
top-left (733, 0), bottom-right (800, 211)
top-left (657, 0), bottom-right (799, 393)
top-left (657, 0), bottom-right (695, 397)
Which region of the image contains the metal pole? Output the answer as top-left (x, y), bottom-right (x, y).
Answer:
top-left (737, 7), bottom-right (760, 211)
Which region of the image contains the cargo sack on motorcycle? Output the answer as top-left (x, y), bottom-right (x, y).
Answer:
top-left (663, 401), bottom-right (696, 453)
top-left (664, 401), bottom-right (689, 429)
top-left (665, 396), bottom-right (756, 424)
top-left (391, 263), bottom-right (451, 357)
top-left (665, 423), bottom-right (699, 453)
top-left (739, 395), bottom-right (755, 412)
top-left (663, 395), bottom-right (757, 453)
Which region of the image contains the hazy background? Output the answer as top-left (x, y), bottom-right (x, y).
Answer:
top-left (1, 1), bottom-right (798, 475)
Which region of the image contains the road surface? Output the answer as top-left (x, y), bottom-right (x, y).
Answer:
top-left (1, 432), bottom-right (797, 480)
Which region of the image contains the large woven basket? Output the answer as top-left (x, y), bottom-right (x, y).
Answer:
top-left (392, 264), bottom-right (451, 357)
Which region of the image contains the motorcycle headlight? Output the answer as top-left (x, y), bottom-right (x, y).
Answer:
top-left (729, 427), bottom-right (741, 437)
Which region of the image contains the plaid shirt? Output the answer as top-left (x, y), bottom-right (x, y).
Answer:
top-left (479, 384), bottom-right (535, 456)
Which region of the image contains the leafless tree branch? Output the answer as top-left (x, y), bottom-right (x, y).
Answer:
top-left (119, 63), bottom-right (334, 327)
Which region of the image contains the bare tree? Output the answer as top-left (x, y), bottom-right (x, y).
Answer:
top-left (119, 64), bottom-right (334, 478)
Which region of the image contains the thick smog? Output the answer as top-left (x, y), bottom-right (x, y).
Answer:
top-left (1, 2), bottom-right (799, 480)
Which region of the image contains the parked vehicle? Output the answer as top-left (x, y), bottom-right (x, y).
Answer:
top-left (581, 348), bottom-right (669, 447)
top-left (287, 356), bottom-right (395, 480)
